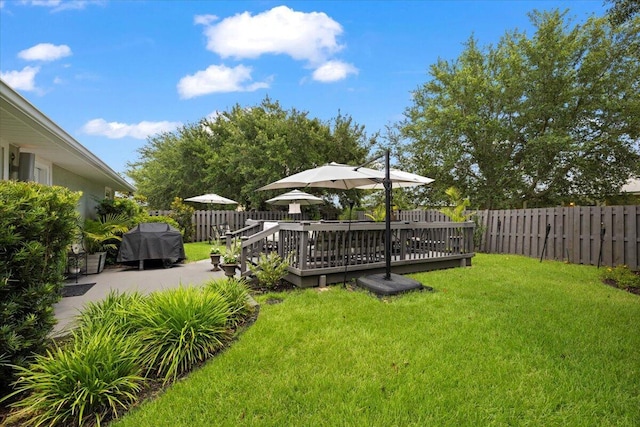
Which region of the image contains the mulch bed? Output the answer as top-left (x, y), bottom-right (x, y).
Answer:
top-left (248, 279), bottom-right (298, 295)
top-left (602, 278), bottom-right (640, 296)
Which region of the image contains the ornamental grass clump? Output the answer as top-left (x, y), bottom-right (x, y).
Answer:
top-left (129, 286), bottom-right (231, 383)
top-left (75, 290), bottom-right (145, 335)
top-left (204, 277), bottom-right (254, 328)
top-left (4, 327), bottom-right (145, 427)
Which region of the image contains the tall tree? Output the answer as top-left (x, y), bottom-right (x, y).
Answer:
top-left (127, 98), bottom-right (374, 209)
top-left (396, 10), bottom-right (640, 209)
top-left (606, 0), bottom-right (640, 25)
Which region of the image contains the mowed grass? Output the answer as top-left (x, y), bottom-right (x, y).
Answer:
top-left (114, 254), bottom-right (640, 426)
top-left (183, 242), bottom-right (220, 263)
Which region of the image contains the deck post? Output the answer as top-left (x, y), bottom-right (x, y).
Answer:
top-left (300, 227), bottom-right (308, 270)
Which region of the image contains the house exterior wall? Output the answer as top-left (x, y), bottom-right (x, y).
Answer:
top-left (52, 164), bottom-right (109, 220)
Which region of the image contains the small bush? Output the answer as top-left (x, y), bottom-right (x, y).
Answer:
top-left (129, 286), bottom-right (231, 383)
top-left (601, 265), bottom-right (640, 289)
top-left (205, 278), bottom-right (254, 327)
top-left (5, 327), bottom-right (144, 427)
top-left (249, 252), bottom-right (291, 289)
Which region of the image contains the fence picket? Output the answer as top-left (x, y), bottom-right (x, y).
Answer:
top-left (396, 206), bottom-right (638, 270)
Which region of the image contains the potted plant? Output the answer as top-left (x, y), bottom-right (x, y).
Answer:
top-left (209, 246), bottom-right (222, 271)
top-left (220, 242), bottom-right (241, 278)
top-left (82, 213), bottom-right (129, 274)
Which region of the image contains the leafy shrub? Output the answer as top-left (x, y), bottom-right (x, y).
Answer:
top-left (473, 215), bottom-right (486, 250)
top-left (249, 252), bottom-right (291, 289)
top-left (133, 213), bottom-right (180, 229)
top-left (4, 327), bottom-right (144, 427)
top-left (0, 181), bottom-right (80, 396)
top-left (129, 286), bottom-right (231, 383)
top-left (205, 278), bottom-right (254, 327)
top-left (95, 196), bottom-right (143, 222)
top-left (601, 265), bottom-right (640, 289)
top-left (169, 197), bottom-right (195, 243)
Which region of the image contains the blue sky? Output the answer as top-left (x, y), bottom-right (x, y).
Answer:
top-left (0, 0), bottom-right (606, 177)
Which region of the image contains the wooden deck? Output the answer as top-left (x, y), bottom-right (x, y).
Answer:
top-left (231, 220), bottom-right (475, 287)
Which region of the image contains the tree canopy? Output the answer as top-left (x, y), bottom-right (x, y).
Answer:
top-left (606, 0), bottom-right (640, 25)
top-left (127, 98), bottom-right (375, 209)
top-left (395, 10), bottom-right (640, 209)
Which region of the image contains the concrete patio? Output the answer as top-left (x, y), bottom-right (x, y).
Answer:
top-left (54, 259), bottom-right (227, 336)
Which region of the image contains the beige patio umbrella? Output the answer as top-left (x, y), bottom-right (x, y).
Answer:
top-left (265, 189), bottom-right (324, 205)
top-left (356, 169), bottom-right (434, 190)
top-left (258, 151), bottom-right (432, 295)
top-left (184, 193), bottom-right (238, 205)
top-left (185, 193), bottom-right (238, 232)
top-left (621, 178), bottom-right (640, 195)
top-left (266, 189), bottom-right (324, 214)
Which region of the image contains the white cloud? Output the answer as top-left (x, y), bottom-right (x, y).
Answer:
top-left (22, 0), bottom-right (62, 6)
top-left (0, 66), bottom-right (40, 91)
top-left (177, 64), bottom-right (270, 99)
top-left (194, 14), bottom-right (217, 26)
top-left (18, 43), bottom-right (72, 62)
top-left (312, 60), bottom-right (358, 82)
top-left (81, 118), bottom-right (182, 139)
top-left (201, 5), bottom-right (344, 64)
top-left (20, 0), bottom-right (105, 12)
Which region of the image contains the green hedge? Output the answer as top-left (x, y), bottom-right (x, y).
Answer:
top-left (0, 181), bottom-right (80, 397)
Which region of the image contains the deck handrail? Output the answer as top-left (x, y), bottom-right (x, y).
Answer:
top-left (238, 220), bottom-right (475, 281)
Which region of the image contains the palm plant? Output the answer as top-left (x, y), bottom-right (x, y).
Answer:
top-left (82, 213), bottom-right (130, 253)
top-left (439, 186), bottom-right (473, 222)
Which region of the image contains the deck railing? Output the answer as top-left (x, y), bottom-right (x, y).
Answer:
top-left (236, 220), bottom-right (474, 284)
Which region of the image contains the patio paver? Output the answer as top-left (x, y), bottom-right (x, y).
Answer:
top-left (53, 259), bottom-right (227, 336)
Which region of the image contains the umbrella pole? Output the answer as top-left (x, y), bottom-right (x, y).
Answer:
top-left (384, 149), bottom-right (392, 280)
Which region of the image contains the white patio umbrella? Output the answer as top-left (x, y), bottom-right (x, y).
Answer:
top-left (184, 193), bottom-right (238, 205)
top-left (266, 189), bottom-right (324, 215)
top-left (258, 151), bottom-right (432, 293)
top-left (265, 189), bottom-right (324, 205)
top-left (185, 193), bottom-right (238, 232)
top-left (258, 162), bottom-right (404, 191)
top-left (621, 178), bottom-right (640, 195)
top-left (356, 169), bottom-right (434, 190)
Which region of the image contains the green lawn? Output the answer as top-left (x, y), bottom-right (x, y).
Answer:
top-left (183, 242), bottom-right (221, 262)
top-left (114, 254), bottom-right (640, 426)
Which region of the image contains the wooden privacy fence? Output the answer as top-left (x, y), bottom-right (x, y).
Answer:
top-left (399, 206), bottom-right (639, 270)
top-left (149, 210), bottom-right (308, 242)
top-left (357, 210), bottom-right (451, 222)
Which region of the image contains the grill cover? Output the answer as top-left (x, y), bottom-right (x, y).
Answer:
top-left (117, 223), bottom-right (185, 266)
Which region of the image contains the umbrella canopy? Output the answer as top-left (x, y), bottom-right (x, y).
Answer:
top-left (258, 162), bottom-right (418, 191)
top-left (266, 189), bottom-right (324, 206)
top-left (356, 169), bottom-right (434, 190)
top-left (184, 193), bottom-right (238, 205)
top-left (621, 178), bottom-right (640, 195)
